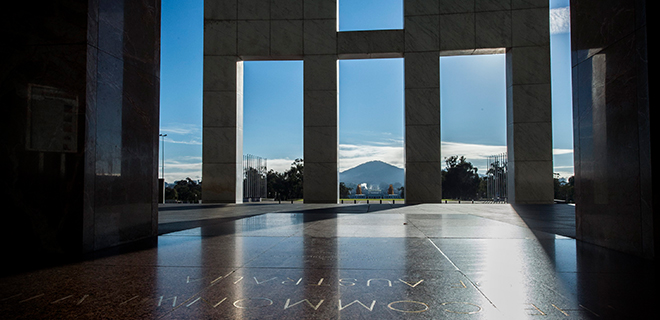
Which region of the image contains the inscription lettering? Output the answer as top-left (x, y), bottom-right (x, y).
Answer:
top-left (50, 295), bottom-right (73, 304)
top-left (3, 272), bottom-right (578, 318)
top-left (253, 277), bottom-right (277, 285)
top-left (339, 278), bottom-right (356, 286)
top-left (525, 303), bottom-right (546, 316)
top-left (181, 275), bottom-right (432, 288)
top-left (186, 276), bottom-right (204, 284)
top-left (119, 295), bottom-right (140, 306)
top-left (1, 293), bottom-right (22, 302)
top-left (338, 300), bottom-right (376, 311)
top-left (552, 304), bottom-right (569, 317)
top-left (19, 294), bottom-right (44, 304)
top-left (157, 296), bottom-right (177, 308)
top-left (213, 297), bottom-right (228, 308)
top-left (284, 299), bottom-right (325, 310)
top-left (309, 278), bottom-right (328, 286)
top-left (182, 296), bottom-right (227, 309)
top-left (398, 279), bottom-right (424, 288)
top-left (281, 277), bottom-right (303, 285)
top-left (49, 294), bottom-right (88, 305)
top-left (233, 298), bottom-right (274, 309)
top-left (367, 279), bottom-right (392, 287)
top-left (388, 300), bottom-right (429, 313)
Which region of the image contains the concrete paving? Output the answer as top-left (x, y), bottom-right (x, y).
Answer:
top-left (1, 203), bottom-right (655, 319)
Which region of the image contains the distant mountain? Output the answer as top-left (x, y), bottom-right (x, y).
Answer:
top-left (339, 161), bottom-right (404, 187)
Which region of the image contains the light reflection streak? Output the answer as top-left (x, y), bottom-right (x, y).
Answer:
top-left (591, 52), bottom-right (608, 205)
top-left (478, 239), bottom-right (539, 317)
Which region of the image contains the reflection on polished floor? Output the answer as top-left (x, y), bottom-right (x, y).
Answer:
top-left (1, 203), bottom-right (655, 319)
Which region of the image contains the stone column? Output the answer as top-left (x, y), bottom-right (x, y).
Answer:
top-left (202, 56), bottom-right (244, 203)
top-left (404, 1), bottom-right (442, 204)
top-left (302, 1), bottom-right (338, 203)
top-left (303, 55), bottom-right (338, 203)
top-left (505, 5), bottom-right (554, 204)
top-left (571, 0), bottom-right (654, 258)
top-left (405, 53), bottom-right (442, 204)
top-left (2, 0), bottom-right (161, 267)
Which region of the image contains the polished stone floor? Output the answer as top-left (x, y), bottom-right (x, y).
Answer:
top-left (1, 203), bottom-right (656, 319)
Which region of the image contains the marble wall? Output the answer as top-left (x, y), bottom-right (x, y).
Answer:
top-left (203, 0), bottom-right (554, 204)
top-left (2, 0), bottom-right (160, 269)
top-left (571, 0), bottom-right (655, 258)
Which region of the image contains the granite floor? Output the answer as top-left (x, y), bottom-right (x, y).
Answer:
top-left (1, 203), bottom-right (655, 319)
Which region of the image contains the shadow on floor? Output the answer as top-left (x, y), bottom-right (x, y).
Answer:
top-left (511, 204), bottom-right (576, 238)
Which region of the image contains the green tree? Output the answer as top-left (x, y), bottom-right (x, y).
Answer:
top-left (164, 186), bottom-right (177, 201)
top-left (266, 169), bottom-right (284, 199)
top-left (170, 178), bottom-right (202, 203)
top-left (267, 159), bottom-right (304, 200)
top-left (339, 182), bottom-right (351, 198)
top-left (477, 176), bottom-right (488, 199)
top-left (284, 158), bottom-right (304, 199)
top-left (442, 156), bottom-right (480, 200)
top-left (554, 174), bottom-right (574, 202)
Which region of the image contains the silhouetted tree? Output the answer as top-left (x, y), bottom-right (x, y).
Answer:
top-left (167, 178), bottom-right (202, 203)
top-left (339, 182), bottom-right (351, 198)
top-left (554, 174), bottom-right (574, 202)
top-left (164, 186), bottom-right (177, 200)
top-left (442, 156), bottom-right (480, 200)
top-left (267, 159), bottom-right (304, 200)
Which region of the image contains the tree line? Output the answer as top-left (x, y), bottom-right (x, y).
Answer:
top-left (267, 158), bottom-right (304, 200)
top-left (164, 156), bottom-right (574, 202)
top-left (164, 178), bottom-right (202, 203)
top-left (441, 155), bottom-right (574, 202)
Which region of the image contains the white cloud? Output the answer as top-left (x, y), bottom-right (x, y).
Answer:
top-left (159, 123), bottom-right (203, 145)
top-left (164, 137), bottom-right (202, 145)
top-left (160, 123), bottom-right (201, 135)
top-left (441, 141), bottom-right (506, 161)
top-left (267, 158), bottom-right (301, 173)
top-left (553, 148), bottom-right (573, 155)
top-left (163, 157), bottom-right (202, 183)
top-left (550, 6), bottom-right (570, 34)
top-left (339, 143), bottom-right (404, 171)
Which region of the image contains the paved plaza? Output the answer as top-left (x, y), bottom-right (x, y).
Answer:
top-left (1, 203), bottom-right (655, 319)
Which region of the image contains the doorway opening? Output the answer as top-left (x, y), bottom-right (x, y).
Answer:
top-left (439, 54), bottom-right (507, 201)
top-left (243, 61), bottom-right (304, 202)
top-left (550, 0), bottom-right (575, 201)
top-left (338, 58), bottom-right (404, 202)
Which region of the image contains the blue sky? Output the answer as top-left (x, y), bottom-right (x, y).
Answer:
top-left (160, 0), bottom-right (573, 183)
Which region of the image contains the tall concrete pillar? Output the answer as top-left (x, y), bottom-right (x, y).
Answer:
top-left (405, 52), bottom-right (442, 204)
top-left (506, 5), bottom-right (554, 204)
top-left (302, 0), bottom-right (338, 203)
top-left (303, 55), bottom-right (339, 203)
top-left (571, 0), bottom-right (655, 258)
top-left (403, 1), bottom-right (442, 204)
top-left (2, 0), bottom-right (161, 268)
top-left (202, 57), bottom-right (243, 203)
